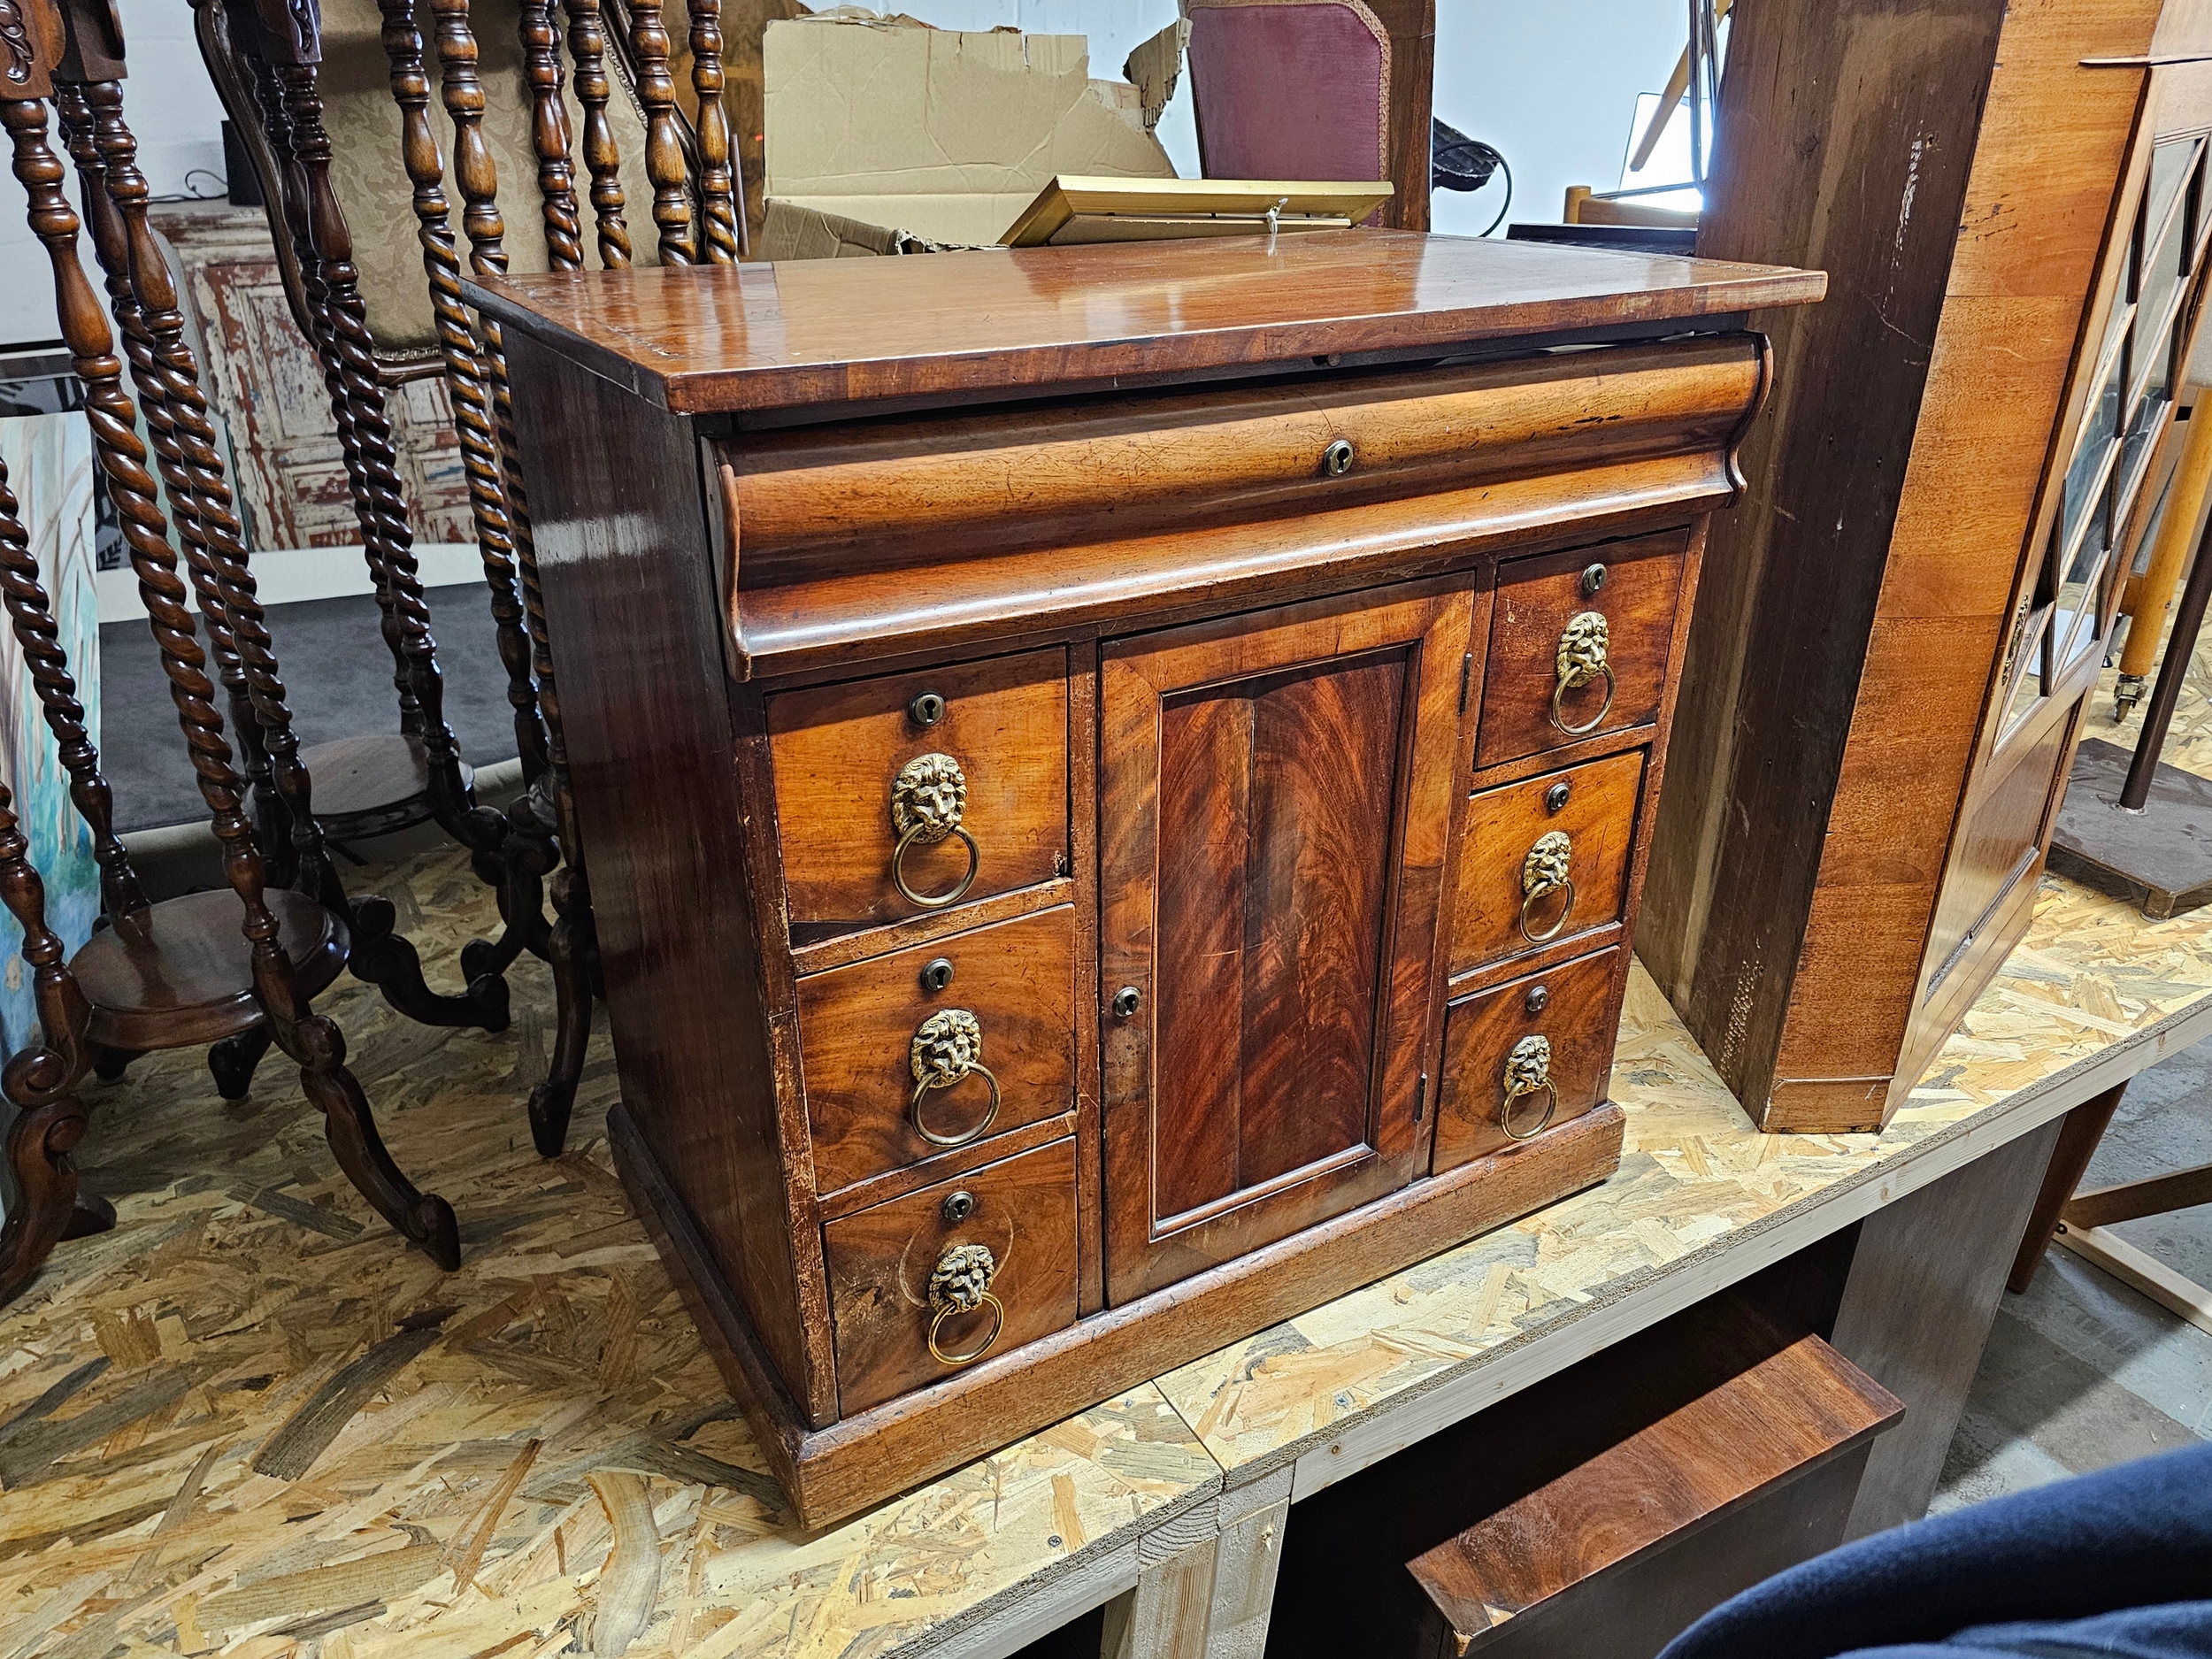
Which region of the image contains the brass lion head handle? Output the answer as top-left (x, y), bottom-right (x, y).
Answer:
top-left (889, 752), bottom-right (980, 909)
top-left (1500, 1033), bottom-right (1560, 1142)
top-left (926, 1240), bottom-right (1004, 1366)
top-left (909, 1008), bottom-right (1002, 1148)
top-left (1551, 611), bottom-right (1617, 736)
top-left (1519, 828), bottom-right (1577, 943)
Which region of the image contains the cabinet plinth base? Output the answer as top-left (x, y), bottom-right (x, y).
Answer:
top-left (610, 1099), bottom-right (1625, 1528)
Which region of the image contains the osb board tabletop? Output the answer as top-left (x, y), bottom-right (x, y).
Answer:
top-left (6, 666), bottom-right (2212, 1656)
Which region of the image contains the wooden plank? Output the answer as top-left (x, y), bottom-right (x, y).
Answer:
top-left (2066, 1162), bottom-right (2212, 1226)
top-left (2054, 1220), bottom-right (2212, 1337)
top-left (1831, 1117), bottom-right (2064, 1538)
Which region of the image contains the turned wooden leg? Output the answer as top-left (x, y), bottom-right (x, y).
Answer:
top-left (208, 1023), bottom-right (276, 1100)
top-left (346, 893), bottom-right (511, 1032)
top-left (2008, 1081), bottom-right (2128, 1293)
top-left (529, 862), bottom-right (595, 1157)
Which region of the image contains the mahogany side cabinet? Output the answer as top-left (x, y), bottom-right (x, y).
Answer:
top-left (472, 232), bottom-right (1824, 1526)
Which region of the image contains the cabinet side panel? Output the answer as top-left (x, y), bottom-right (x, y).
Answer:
top-left (1647, 0), bottom-right (2007, 1114)
top-left (1776, 0), bottom-right (2160, 1118)
top-left (503, 336), bottom-right (818, 1410)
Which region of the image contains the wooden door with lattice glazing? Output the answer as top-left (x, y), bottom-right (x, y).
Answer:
top-left (1905, 88), bottom-right (2212, 1085)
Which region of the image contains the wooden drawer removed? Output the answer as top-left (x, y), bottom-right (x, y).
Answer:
top-left (1407, 1300), bottom-right (1902, 1657)
top-left (767, 648), bottom-right (1069, 937)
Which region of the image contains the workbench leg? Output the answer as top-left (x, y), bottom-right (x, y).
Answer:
top-left (1831, 1117), bottom-right (2063, 1540)
top-left (1101, 1470), bottom-right (1292, 1659)
top-left (1101, 1537), bottom-right (1217, 1659)
top-left (2008, 1082), bottom-right (2128, 1292)
top-left (1197, 1471), bottom-right (1291, 1658)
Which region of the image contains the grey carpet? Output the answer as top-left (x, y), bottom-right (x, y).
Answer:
top-left (98, 584), bottom-right (523, 833)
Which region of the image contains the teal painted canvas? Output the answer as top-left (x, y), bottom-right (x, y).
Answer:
top-left (0, 413), bottom-right (100, 1066)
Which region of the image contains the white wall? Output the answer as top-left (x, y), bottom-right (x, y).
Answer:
top-left (1432, 2), bottom-right (1693, 236)
top-left (1, 0), bottom-right (1692, 348)
top-left (2, 0), bottom-right (227, 349)
top-left (912, 0), bottom-right (1691, 237)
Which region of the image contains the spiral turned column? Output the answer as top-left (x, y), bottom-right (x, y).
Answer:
top-left (59, 82), bottom-right (287, 872)
top-left (242, 50), bottom-right (421, 734)
top-left (377, 0), bottom-right (548, 787)
top-left (0, 336), bottom-right (143, 923)
top-left (8, 97), bottom-right (257, 878)
top-left (277, 60), bottom-right (490, 848)
top-left (686, 0), bottom-right (738, 263)
top-left (516, 0), bottom-right (581, 271)
top-left (564, 0), bottom-right (630, 267)
top-left (628, 0), bottom-right (695, 263)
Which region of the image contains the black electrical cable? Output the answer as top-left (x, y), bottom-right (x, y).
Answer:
top-left (1431, 118), bottom-right (1514, 236)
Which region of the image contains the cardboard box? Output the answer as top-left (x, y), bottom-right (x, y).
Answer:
top-left (759, 10), bottom-right (1186, 258)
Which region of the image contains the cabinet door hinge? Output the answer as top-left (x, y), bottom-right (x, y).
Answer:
top-left (1415, 1071), bottom-right (1428, 1123)
top-left (1458, 652), bottom-right (1473, 714)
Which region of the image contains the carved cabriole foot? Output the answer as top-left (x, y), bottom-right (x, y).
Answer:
top-left (208, 1023), bottom-right (276, 1100)
top-left (271, 1003), bottom-right (461, 1270)
top-left (527, 863), bottom-right (593, 1157)
top-left (347, 894), bottom-right (511, 1032)
top-left (0, 1092), bottom-right (94, 1306)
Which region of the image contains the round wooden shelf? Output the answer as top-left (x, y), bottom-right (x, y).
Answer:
top-left (73, 887), bottom-right (349, 1051)
top-left (303, 733), bottom-right (474, 841)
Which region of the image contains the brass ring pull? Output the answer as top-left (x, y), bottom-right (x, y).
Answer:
top-left (1518, 829), bottom-right (1577, 943)
top-left (910, 1009), bottom-right (1001, 1147)
top-left (1500, 1034), bottom-right (1559, 1142)
top-left (926, 1241), bottom-right (1004, 1366)
top-left (1551, 611), bottom-right (1617, 736)
top-left (889, 752), bottom-right (980, 909)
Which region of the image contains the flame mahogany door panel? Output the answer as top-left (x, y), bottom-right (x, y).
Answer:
top-left (1099, 580), bottom-right (1476, 1303)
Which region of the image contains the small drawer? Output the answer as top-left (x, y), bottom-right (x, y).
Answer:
top-left (796, 907), bottom-right (1075, 1195)
top-left (823, 1137), bottom-right (1079, 1416)
top-left (1435, 948), bottom-right (1620, 1173)
top-left (1473, 534), bottom-right (1685, 770)
top-left (1450, 749), bottom-right (1645, 976)
top-left (767, 648), bottom-right (1069, 935)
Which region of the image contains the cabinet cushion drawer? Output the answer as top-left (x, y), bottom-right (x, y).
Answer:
top-left (723, 340), bottom-right (1765, 571)
top-left (1474, 534), bottom-right (1685, 769)
top-left (823, 1137), bottom-right (1079, 1416)
top-left (1450, 749), bottom-right (1646, 976)
top-left (767, 648), bottom-right (1069, 935)
top-left (796, 907), bottom-right (1075, 1195)
top-left (1435, 947), bottom-right (1621, 1172)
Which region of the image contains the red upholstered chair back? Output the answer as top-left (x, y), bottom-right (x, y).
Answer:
top-left (1184, 0), bottom-right (1392, 188)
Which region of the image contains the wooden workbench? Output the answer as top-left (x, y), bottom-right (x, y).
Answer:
top-left (4, 672), bottom-right (2210, 1658)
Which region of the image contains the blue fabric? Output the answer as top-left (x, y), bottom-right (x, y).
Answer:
top-left (1656, 1443), bottom-right (2212, 1659)
top-left (1827, 1601), bottom-right (2212, 1658)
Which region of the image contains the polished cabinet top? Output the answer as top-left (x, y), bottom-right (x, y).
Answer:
top-left (467, 230), bottom-right (1825, 415)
